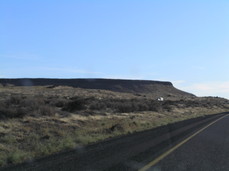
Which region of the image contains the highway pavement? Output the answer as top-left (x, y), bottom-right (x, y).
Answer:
top-left (139, 114), bottom-right (229, 171)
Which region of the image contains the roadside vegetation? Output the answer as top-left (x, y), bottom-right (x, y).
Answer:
top-left (0, 85), bottom-right (228, 167)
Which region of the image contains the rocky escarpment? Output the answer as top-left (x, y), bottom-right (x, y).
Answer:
top-left (0, 78), bottom-right (195, 98)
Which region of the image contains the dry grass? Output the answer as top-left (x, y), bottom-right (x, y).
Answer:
top-left (0, 85), bottom-right (228, 167)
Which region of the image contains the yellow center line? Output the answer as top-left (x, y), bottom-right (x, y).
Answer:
top-left (139, 114), bottom-right (228, 171)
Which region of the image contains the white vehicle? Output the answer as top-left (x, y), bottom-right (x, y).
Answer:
top-left (157, 97), bottom-right (164, 101)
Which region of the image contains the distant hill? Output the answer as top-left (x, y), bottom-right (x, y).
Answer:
top-left (0, 78), bottom-right (195, 98)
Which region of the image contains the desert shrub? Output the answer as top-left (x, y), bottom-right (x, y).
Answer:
top-left (137, 102), bottom-right (150, 111)
top-left (89, 101), bottom-right (106, 110)
top-left (54, 100), bottom-right (66, 107)
top-left (7, 95), bottom-right (24, 105)
top-left (0, 95), bottom-right (56, 118)
top-left (115, 102), bottom-right (133, 113)
top-left (7, 150), bottom-right (27, 164)
top-left (22, 96), bottom-right (55, 116)
top-left (147, 101), bottom-right (162, 112)
top-left (35, 137), bottom-right (76, 156)
top-left (31, 105), bottom-right (55, 116)
top-left (0, 158), bottom-right (6, 167)
top-left (83, 98), bottom-right (165, 113)
top-left (88, 98), bottom-right (163, 113)
top-left (63, 97), bottom-right (88, 112)
top-left (46, 96), bottom-right (68, 108)
top-left (62, 96), bottom-right (228, 114)
top-left (0, 100), bottom-right (26, 119)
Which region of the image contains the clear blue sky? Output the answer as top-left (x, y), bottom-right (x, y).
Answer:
top-left (1, 0), bottom-right (229, 98)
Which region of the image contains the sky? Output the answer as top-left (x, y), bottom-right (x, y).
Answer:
top-left (1, 0), bottom-right (229, 98)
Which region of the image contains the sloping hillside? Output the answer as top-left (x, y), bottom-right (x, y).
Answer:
top-left (0, 78), bottom-right (194, 98)
top-left (0, 79), bottom-right (228, 167)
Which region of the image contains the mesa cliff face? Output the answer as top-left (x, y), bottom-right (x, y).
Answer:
top-left (0, 78), bottom-right (195, 98)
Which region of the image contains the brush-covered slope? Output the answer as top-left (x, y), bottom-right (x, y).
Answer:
top-left (0, 78), bottom-right (195, 98)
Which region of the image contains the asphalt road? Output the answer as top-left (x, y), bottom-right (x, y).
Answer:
top-left (141, 114), bottom-right (229, 171)
top-left (2, 113), bottom-right (227, 171)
